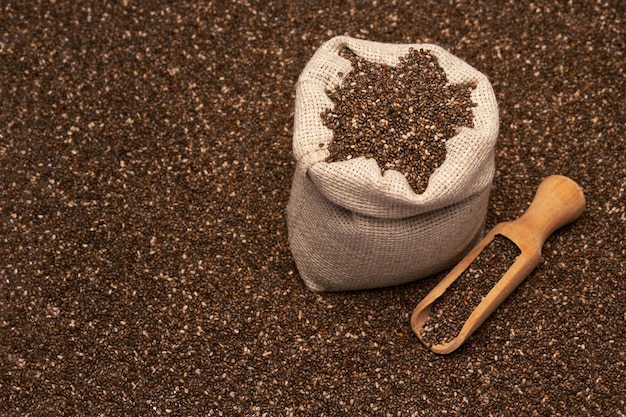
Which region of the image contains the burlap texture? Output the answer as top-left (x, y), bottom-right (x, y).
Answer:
top-left (287, 36), bottom-right (499, 292)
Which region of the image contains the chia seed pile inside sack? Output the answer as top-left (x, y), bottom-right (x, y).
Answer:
top-left (420, 235), bottom-right (521, 347)
top-left (321, 47), bottom-right (477, 194)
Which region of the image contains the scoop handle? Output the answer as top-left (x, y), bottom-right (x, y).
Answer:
top-left (514, 175), bottom-right (586, 247)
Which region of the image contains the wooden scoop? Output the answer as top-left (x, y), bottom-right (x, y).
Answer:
top-left (411, 175), bottom-right (586, 354)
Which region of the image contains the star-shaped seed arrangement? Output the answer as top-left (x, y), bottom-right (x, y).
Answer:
top-left (321, 47), bottom-right (477, 194)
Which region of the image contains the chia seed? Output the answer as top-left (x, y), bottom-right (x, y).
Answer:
top-left (0, 1), bottom-right (624, 415)
top-left (322, 47), bottom-right (477, 194)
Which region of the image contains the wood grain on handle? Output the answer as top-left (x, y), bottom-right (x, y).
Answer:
top-left (514, 175), bottom-right (586, 248)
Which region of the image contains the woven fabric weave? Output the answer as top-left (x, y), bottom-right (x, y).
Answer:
top-left (287, 36), bottom-right (499, 292)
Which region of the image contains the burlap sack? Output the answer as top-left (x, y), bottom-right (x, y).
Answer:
top-left (287, 36), bottom-right (499, 292)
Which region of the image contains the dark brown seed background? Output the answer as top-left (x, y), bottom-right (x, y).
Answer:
top-left (0, 1), bottom-right (624, 416)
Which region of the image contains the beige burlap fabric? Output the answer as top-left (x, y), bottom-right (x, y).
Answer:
top-left (287, 36), bottom-right (499, 292)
